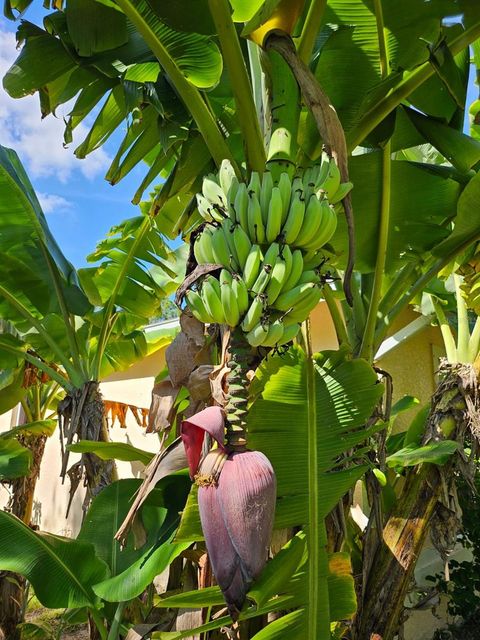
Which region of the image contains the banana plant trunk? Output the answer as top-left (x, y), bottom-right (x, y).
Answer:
top-left (60, 381), bottom-right (117, 501)
top-left (353, 361), bottom-right (479, 640)
top-left (0, 433), bottom-right (47, 640)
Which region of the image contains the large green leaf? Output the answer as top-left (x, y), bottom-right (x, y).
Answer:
top-left (310, 0), bottom-right (459, 135)
top-left (433, 170), bottom-right (480, 257)
top-left (91, 475), bottom-right (191, 601)
top-left (69, 442), bottom-right (153, 465)
top-left (66, 0), bottom-right (128, 56)
top-left (332, 153), bottom-right (462, 273)
top-left (404, 107), bottom-right (480, 173)
top-left (115, 1), bottom-right (223, 89)
top-left (0, 439), bottom-right (32, 479)
top-left (2, 22), bottom-right (76, 98)
top-left (0, 366), bottom-right (26, 414)
top-left (0, 511), bottom-right (108, 608)
top-left (386, 441), bottom-right (458, 467)
top-left (0, 420), bottom-right (57, 440)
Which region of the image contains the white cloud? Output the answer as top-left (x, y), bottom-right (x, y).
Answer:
top-left (0, 28), bottom-right (111, 183)
top-left (37, 192), bottom-right (73, 214)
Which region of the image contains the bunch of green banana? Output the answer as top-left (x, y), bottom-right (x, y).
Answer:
top-left (185, 158), bottom-right (351, 348)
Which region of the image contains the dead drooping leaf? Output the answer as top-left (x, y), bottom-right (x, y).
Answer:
top-left (180, 313), bottom-right (205, 348)
top-left (208, 327), bottom-right (231, 407)
top-left (147, 380), bottom-right (180, 434)
top-left (187, 365), bottom-right (214, 402)
top-left (115, 438), bottom-right (188, 547)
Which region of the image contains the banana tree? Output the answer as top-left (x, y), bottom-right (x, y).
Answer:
top-left (0, 368), bottom-right (59, 640)
top-left (4, 1), bottom-right (480, 638)
top-left (0, 145), bottom-right (182, 497)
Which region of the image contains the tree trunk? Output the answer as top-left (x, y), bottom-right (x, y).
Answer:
top-left (59, 381), bottom-right (117, 509)
top-left (352, 362), bottom-right (479, 640)
top-left (0, 434), bottom-right (47, 640)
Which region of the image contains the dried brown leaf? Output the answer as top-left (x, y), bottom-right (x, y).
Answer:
top-left (148, 380), bottom-right (180, 434)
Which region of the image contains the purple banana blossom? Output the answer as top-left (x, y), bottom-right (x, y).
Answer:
top-left (181, 406), bottom-right (276, 619)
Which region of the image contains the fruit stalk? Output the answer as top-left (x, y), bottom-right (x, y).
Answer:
top-left (224, 326), bottom-right (255, 450)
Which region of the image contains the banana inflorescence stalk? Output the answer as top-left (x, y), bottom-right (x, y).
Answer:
top-left (185, 155), bottom-right (350, 349)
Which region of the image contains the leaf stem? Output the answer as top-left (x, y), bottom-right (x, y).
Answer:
top-left (469, 316), bottom-right (480, 362)
top-left (297, 0), bottom-right (328, 63)
top-left (454, 273), bottom-right (470, 362)
top-left (375, 231), bottom-right (480, 348)
top-left (208, 0), bottom-right (266, 172)
top-left (91, 217), bottom-right (151, 380)
top-left (43, 251), bottom-right (86, 378)
top-left (322, 285), bottom-right (348, 345)
top-left (20, 398), bottom-right (33, 424)
top-left (115, 0), bottom-right (237, 172)
top-left (347, 20), bottom-right (480, 151)
top-left (106, 601), bottom-right (126, 640)
top-left (304, 319), bottom-right (330, 640)
top-left (89, 608), bottom-right (107, 640)
top-left (360, 140), bottom-right (391, 361)
top-left (430, 295), bottom-right (457, 362)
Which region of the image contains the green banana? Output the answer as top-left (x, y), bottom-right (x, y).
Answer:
top-left (302, 249), bottom-right (325, 270)
top-left (298, 269), bottom-right (321, 285)
top-left (219, 159), bottom-right (236, 197)
top-left (247, 192), bottom-right (265, 244)
top-left (277, 322), bottom-right (301, 345)
top-left (281, 248), bottom-right (302, 292)
top-left (246, 321), bottom-right (269, 347)
top-left (243, 244), bottom-right (263, 289)
top-left (211, 225), bottom-right (234, 268)
top-left (221, 278), bottom-right (240, 327)
top-left (234, 182), bottom-right (249, 228)
top-left (185, 289), bottom-right (213, 323)
top-left (203, 176), bottom-right (227, 210)
top-left (274, 282), bottom-right (317, 312)
top-left (195, 227), bottom-right (216, 264)
top-left (303, 204), bottom-right (337, 251)
top-left (329, 181), bottom-right (353, 204)
top-left (220, 268), bottom-right (233, 286)
top-left (241, 294), bottom-right (265, 332)
top-left (282, 286), bottom-right (322, 322)
top-left (277, 172), bottom-right (292, 224)
top-left (233, 224), bottom-right (252, 270)
top-left (260, 171), bottom-right (273, 224)
top-left (294, 195), bottom-right (323, 247)
top-left (317, 157), bottom-right (341, 200)
top-left (252, 263), bottom-right (273, 295)
top-left (197, 194), bottom-right (224, 223)
top-left (314, 152), bottom-right (330, 188)
top-left (221, 220), bottom-right (240, 268)
top-left (263, 242), bottom-right (280, 267)
top-left (281, 244), bottom-right (293, 282)
top-left (232, 275), bottom-right (249, 315)
top-left (247, 171), bottom-right (261, 198)
top-left (194, 233), bottom-right (207, 264)
top-left (202, 276), bottom-right (225, 324)
top-left (265, 186), bottom-right (283, 243)
top-left (266, 256), bottom-right (288, 304)
top-left (261, 319), bottom-right (285, 347)
top-left (282, 190), bottom-right (305, 244)
top-left (303, 165), bottom-right (318, 202)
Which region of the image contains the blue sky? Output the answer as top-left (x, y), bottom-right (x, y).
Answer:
top-left (1, 5), bottom-right (144, 268)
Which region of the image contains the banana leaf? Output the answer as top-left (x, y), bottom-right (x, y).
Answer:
top-left (0, 511), bottom-right (109, 609)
